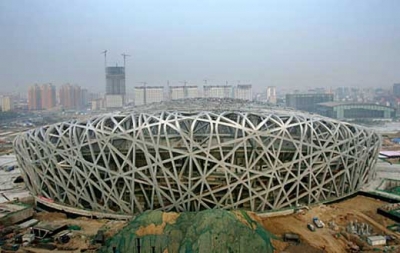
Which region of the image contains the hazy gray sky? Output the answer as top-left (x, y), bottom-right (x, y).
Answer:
top-left (0, 0), bottom-right (399, 94)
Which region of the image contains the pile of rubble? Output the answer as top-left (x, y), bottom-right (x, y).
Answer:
top-left (0, 202), bottom-right (127, 252)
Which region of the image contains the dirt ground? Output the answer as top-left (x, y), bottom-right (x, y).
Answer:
top-left (382, 134), bottom-right (400, 151)
top-left (8, 195), bottom-right (400, 253)
top-left (261, 195), bottom-right (399, 253)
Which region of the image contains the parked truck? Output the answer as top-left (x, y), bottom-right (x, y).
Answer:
top-left (313, 217), bottom-right (324, 228)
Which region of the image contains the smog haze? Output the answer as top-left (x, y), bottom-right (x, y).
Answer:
top-left (0, 0), bottom-right (399, 93)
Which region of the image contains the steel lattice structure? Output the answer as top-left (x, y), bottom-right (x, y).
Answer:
top-left (14, 99), bottom-right (380, 215)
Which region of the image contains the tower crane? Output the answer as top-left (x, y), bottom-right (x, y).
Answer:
top-left (121, 53), bottom-right (131, 68)
top-left (101, 50), bottom-right (107, 68)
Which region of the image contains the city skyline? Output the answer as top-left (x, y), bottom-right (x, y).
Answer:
top-left (0, 0), bottom-right (399, 94)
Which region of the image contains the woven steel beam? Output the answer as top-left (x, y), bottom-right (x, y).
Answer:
top-left (13, 99), bottom-right (380, 215)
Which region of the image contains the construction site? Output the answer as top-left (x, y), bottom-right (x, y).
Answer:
top-left (2, 192), bottom-right (400, 252)
top-left (3, 119), bottom-right (400, 252)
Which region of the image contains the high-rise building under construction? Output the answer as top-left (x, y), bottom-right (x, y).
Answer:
top-left (105, 66), bottom-right (125, 108)
top-left (106, 67), bottom-right (125, 95)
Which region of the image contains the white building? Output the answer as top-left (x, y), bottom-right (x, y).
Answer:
top-left (105, 95), bottom-right (124, 109)
top-left (266, 86), bottom-right (277, 104)
top-left (203, 85), bottom-right (232, 98)
top-left (169, 86), bottom-right (199, 100)
top-left (135, 86), bottom-right (164, 106)
top-left (1, 96), bottom-right (14, 112)
top-left (91, 98), bottom-right (105, 111)
top-left (367, 236), bottom-right (386, 246)
top-left (235, 84), bottom-right (252, 100)
top-left (134, 87), bottom-right (145, 106)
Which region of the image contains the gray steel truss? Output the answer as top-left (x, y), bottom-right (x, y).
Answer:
top-left (13, 101), bottom-right (380, 215)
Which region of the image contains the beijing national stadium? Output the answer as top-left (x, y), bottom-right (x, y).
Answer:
top-left (13, 98), bottom-right (380, 215)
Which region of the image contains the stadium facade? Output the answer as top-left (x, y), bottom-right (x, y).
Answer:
top-left (13, 99), bottom-right (380, 215)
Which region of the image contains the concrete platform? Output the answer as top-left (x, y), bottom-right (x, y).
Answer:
top-left (0, 202), bottom-right (34, 226)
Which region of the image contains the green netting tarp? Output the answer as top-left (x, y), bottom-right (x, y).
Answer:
top-left (99, 209), bottom-right (275, 253)
top-left (387, 186), bottom-right (400, 195)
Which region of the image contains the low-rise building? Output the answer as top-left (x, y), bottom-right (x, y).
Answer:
top-left (105, 94), bottom-right (124, 109)
top-left (317, 102), bottom-right (396, 120)
top-left (134, 86), bottom-right (164, 106)
top-left (366, 235), bottom-right (386, 246)
top-left (204, 85), bottom-right (232, 98)
top-left (286, 93), bottom-right (333, 113)
top-left (91, 98), bottom-right (105, 111)
top-left (169, 86), bottom-right (199, 100)
top-left (234, 84), bottom-right (252, 100)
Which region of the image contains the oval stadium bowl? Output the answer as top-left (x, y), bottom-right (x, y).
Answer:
top-left (13, 99), bottom-right (380, 215)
